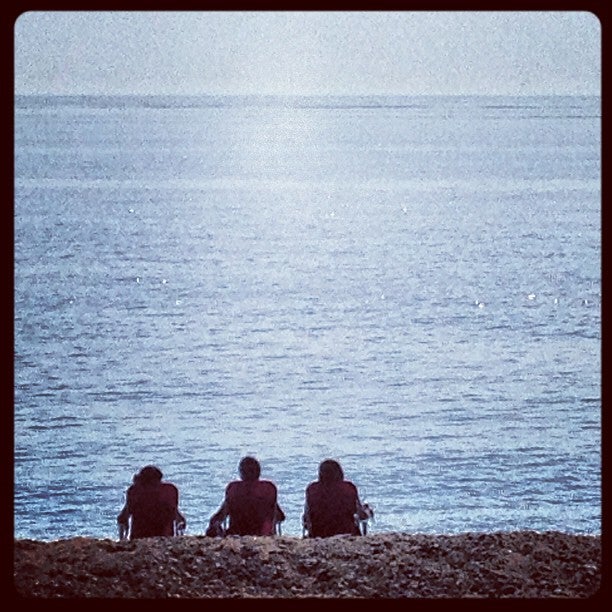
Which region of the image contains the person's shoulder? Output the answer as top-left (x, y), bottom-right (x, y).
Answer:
top-left (258, 479), bottom-right (278, 492)
top-left (226, 480), bottom-right (241, 493)
top-left (126, 483), bottom-right (141, 497)
top-left (341, 480), bottom-right (358, 494)
top-left (159, 482), bottom-right (179, 502)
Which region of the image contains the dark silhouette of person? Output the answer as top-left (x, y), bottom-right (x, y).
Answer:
top-left (206, 456), bottom-right (285, 536)
top-left (303, 459), bottom-right (373, 537)
top-left (117, 465), bottom-right (186, 539)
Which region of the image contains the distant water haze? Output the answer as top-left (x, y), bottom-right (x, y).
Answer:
top-left (14, 12), bottom-right (600, 96)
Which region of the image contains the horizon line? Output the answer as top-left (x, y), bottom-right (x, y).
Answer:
top-left (14, 91), bottom-right (601, 97)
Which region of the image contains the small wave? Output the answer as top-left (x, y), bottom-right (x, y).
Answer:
top-left (28, 422), bottom-right (83, 431)
top-left (580, 398), bottom-right (600, 404)
top-left (298, 381), bottom-right (331, 391)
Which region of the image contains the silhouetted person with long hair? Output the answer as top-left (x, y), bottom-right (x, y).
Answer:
top-left (303, 459), bottom-right (372, 537)
top-left (206, 456), bottom-right (285, 536)
top-left (117, 465), bottom-right (186, 539)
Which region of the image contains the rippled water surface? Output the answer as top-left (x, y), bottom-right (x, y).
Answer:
top-left (14, 95), bottom-right (600, 540)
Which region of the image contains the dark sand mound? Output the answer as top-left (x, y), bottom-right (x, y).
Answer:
top-left (14, 531), bottom-right (600, 598)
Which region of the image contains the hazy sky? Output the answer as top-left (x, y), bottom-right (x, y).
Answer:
top-left (14, 11), bottom-right (600, 96)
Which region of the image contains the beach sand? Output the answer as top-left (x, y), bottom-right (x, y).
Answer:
top-left (13, 531), bottom-right (601, 599)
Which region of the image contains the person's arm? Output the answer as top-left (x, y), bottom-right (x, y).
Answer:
top-left (117, 503), bottom-right (129, 525)
top-left (206, 500), bottom-right (229, 536)
top-left (117, 485), bottom-right (132, 521)
top-left (355, 492), bottom-right (374, 520)
top-left (175, 509), bottom-right (187, 532)
top-left (170, 484), bottom-right (186, 530)
top-left (302, 498), bottom-right (312, 536)
top-left (117, 505), bottom-right (129, 540)
top-left (351, 487), bottom-right (373, 535)
top-left (209, 500), bottom-right (228, 525)
top-left (117, 488), bottom-right (132, 540)
top-left (274, 502), bottom-right (286, 523)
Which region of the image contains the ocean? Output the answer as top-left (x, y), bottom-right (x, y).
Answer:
top-left (14, 94), bottom-right (601, 540)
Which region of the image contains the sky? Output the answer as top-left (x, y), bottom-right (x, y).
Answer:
top-left (14, 11), bottom-right (601, 96)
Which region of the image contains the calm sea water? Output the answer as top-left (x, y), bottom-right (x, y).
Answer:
top-left (14, 94), bottom-right (601, 541)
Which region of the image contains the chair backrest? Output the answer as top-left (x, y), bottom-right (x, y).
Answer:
top-left (226, 480), bottom-right (278, 536)
top-left (305, 480), bottom-right (362, 537)
top-left (129, 482), bottom-right (178, 538)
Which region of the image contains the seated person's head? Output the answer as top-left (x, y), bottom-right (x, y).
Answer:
top-left (239, 456), bottom-right (261, 481)
top-left (318, 459), bottom-right (344, 484)
top-left (137, 465), bottom-right (163, 485)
